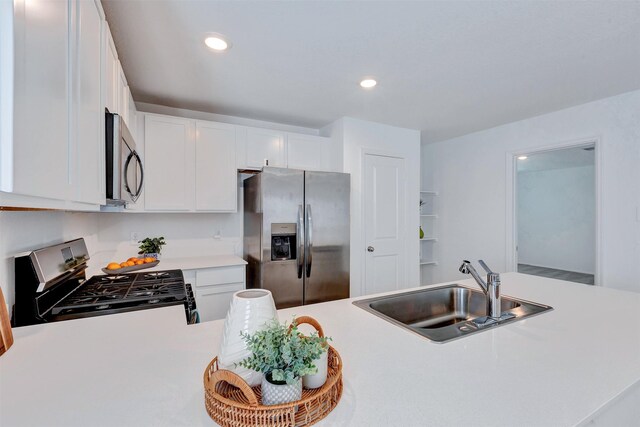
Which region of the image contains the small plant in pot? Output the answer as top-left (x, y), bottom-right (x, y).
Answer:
top-left (138, 236), bottom-right (166, 260)
top-left (236, 318), bottom-right (329, 406)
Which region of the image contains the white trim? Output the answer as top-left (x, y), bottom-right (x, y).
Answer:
top-left (505, 136), bottom-right (603, 284)
top-left (360, 147), bottom-right (409, 296)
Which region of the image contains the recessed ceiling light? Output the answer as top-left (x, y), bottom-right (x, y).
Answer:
top-left (205, 36), bottom-right (230, 51)
top-left (518, 156), bottom-right (528, 160)
top-left (360, 79), bottom-right (377, 89)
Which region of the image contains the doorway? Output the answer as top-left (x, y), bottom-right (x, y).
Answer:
top-left (515, 144), bottom-right (596, 285)
top-left (363, 152), bottom-right (406, 295)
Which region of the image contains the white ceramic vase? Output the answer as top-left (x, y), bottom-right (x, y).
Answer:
top-left (302, 348), bottom-right (328, 389)
top-left (218, 289), bottom-right (277, 386)
top-left (261, 374), bottom-right (302, 406)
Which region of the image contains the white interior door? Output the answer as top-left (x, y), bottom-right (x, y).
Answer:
top-left (364, 153), bottom-right (406, 295)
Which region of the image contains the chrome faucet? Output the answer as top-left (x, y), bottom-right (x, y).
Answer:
top-left (459, 260), bottom-right (503, 319)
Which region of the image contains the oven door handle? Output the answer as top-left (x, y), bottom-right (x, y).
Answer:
top-left (124, 150), bottom-right (144, 202)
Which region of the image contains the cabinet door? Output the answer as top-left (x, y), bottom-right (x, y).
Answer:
top-left (117, 61), bottom-right (128, 122)
top-left (103, 23), bottom-right (118, 114)
top-left (287, 134), bottom-right (324, 171)
top-left (195, 121), bottom-right (237, 212)
top-left (245, 128), bottom-right (285, 168)
top-left (127, 88), bottom-right (137, 139)
top-left (72, 0), bottom-right (103, 204)
top-left (195, 283), bottom-right (244, 322)
top-left (144, 114), bottom-right (194, 211)
top-left (10, 0), bottom-right (70, 200)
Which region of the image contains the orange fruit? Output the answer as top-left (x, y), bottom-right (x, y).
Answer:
top-left (135, 260), bottom-right (144, 265)
top-left (127, 257), bottom-right (139, 262)
top-left (125, 261), bottom-right (135, 267)
top-left (120, 262), bottom-right (127, 268)
top-left (106, 262), bottom-right (121, 270)
top-left (144, 257), bottom-right (156, 263)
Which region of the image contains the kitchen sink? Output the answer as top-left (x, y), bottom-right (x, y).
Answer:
top-left (353, 284), bottom-right (552, 343)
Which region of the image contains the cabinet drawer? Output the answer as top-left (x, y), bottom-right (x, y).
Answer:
top-left (196, 266), bottom-right (245, 287)
top-left (195, 282), bottom-right (244, 323)
top-left (182, 270), bottom-right (197, 283)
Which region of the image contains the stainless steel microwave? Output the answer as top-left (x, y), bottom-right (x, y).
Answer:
top-left (105, 112), bottom-right (143, 205)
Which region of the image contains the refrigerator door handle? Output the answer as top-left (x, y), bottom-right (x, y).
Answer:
top-left (306, 204), bottom-right (313, 277)
top-left (297, 204), bottom-right (304, 279)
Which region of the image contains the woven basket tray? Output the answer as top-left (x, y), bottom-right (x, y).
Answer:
top-left (203, 316), bottom-right (343, 427)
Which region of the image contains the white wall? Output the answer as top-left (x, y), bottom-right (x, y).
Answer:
top-left (0, 211), bottom-right (99, 308)
top-left (518, 165), bottom-right (595, 273)
top-left (93, 211), bottom-right (242, 261)
top-left (421, 90), bottom-right (640, 292)
top-left (323, 117), bottom-right (421, 297)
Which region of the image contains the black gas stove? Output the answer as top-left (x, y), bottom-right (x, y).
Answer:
top-left (13, 239), bottom-right (197, 327)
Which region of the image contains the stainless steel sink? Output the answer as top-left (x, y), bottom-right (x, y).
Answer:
top-left (353, 284), bottom-right (552, 343)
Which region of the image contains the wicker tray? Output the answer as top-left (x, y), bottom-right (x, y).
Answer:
top-left (203, 317), bottom-right (343, 427)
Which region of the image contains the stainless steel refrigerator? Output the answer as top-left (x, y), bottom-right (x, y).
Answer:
top-left (243, 167), bottom-right (350, 308)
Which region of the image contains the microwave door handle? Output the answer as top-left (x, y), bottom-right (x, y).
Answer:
top-left (134, 151), bottom-right (144, 198)
top-left (124, 151), bottom-right (143, 201)
top-left (297, 205), bottom-right (304, 279)
top-left (306, 204), bottom-right (313, 278)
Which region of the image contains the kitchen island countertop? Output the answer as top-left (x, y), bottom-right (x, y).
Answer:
top-left (1, 273), bottom-right (639, 426)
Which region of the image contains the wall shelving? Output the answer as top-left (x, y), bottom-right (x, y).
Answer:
top-left (420, 190), bottom-right (438, 283)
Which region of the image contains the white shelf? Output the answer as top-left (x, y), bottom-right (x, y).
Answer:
top-left (420, 260), bottom-right (438, 265)
top-left (420, 214), bottom-right (438, 218)
top-left (420, 190), bottom-right (438, 196)
top-left (420, 237), bottom-right (438, 242)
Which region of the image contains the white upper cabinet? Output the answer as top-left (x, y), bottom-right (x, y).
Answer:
top-left (2, 0), bottom-right (106, 207)
top-left (286, 134), bottom-right (322, 171)
top-left (144, 114), bottom-right (195, 211)
top-left (71, 0), bottom-right (104, 204)
top-left (103, 22), bottom-right (118, 114)
top-left (195, 121), bottom-right (237, 212)
top-left (286, 133), bottom-right (342, 172)
top-left (236, 127), bottom-right (342, 173)
top-left (127, 88), bottom-right (137, 138)
top-left (7, 0), bottom-right (71, 200)
top-left (287, 134), bottom-right (336, 172)
top-left (243, 127), bottom-right (286, 169)
top-left (117, 63), bottom-right (129, 125)
top-left (143, 115), bottom-right (237, 213)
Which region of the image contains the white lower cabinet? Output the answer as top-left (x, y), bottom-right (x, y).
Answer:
top-left (192, 265), bottom-right (246, 322)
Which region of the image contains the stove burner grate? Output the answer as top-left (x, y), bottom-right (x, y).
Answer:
top-left (52, 270), bottom-right (187, 315)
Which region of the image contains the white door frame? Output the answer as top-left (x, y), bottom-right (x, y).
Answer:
top-left (360, 147), bottom-right (409, 297)
top-left (505, 136), bottom-right (604, 285)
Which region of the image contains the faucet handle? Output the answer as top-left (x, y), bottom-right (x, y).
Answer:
top-left (479, 260), bottom-right (500, 285)
top-left (478, 260), bottom-right (493, 274)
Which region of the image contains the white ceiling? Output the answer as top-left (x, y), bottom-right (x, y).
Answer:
top-left (517, 145), bottom-right (595, 172)
top-left (102, 0), bottom-right (640, 143)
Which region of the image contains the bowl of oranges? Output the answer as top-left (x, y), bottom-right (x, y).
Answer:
top-left (102, 257), bottom-right (160, 274)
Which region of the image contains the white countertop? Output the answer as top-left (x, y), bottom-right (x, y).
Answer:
top-left (85, 254), bottom-right (246, 278)
top-left (1, 273), bottom-right (639, 426)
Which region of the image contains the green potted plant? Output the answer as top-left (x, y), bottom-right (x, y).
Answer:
top-left (138, 236), bottom-right (166, 260)
top-left (236, 318), bottom-right (329, 405)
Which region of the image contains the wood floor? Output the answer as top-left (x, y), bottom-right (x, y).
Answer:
top-left (517, 264), bottom-right (594, 285)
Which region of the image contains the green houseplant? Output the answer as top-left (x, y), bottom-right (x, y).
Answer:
top-left (236, 318), bottom-right (330, 405)
top-left (138, 236), bottom-right (166, 259)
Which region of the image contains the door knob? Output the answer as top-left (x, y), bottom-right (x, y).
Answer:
top-left (367, 246), bottom-right (375, 252)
